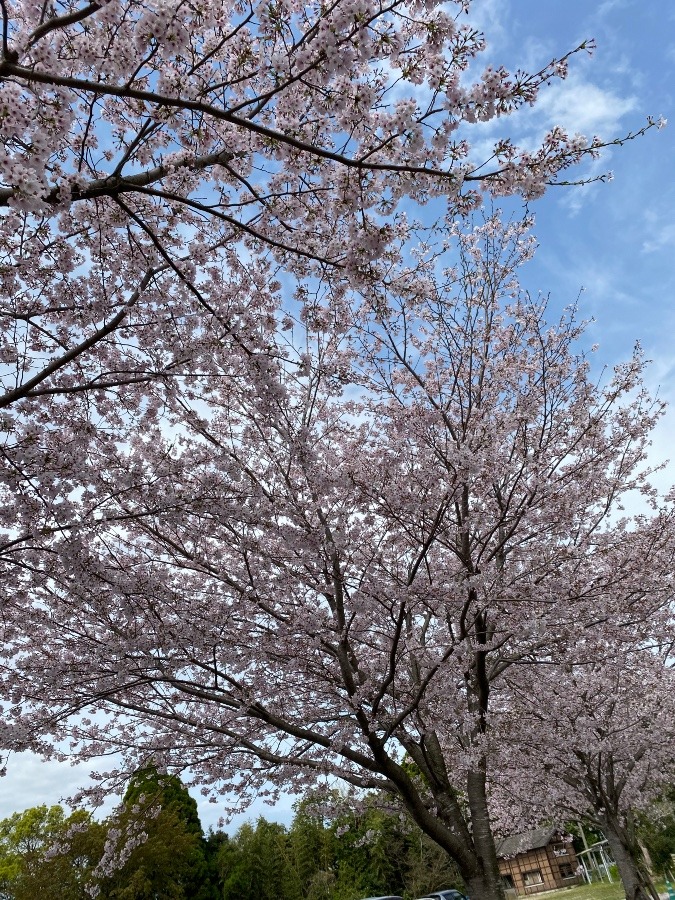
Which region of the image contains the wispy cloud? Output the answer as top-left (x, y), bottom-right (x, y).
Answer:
top-left (533, 69), bottom-right (637, 138)
top-left (594, 0), bottom-right (629, 18)
top-left (641, 209), bottom-right (675, 254)
top-left (463, 0), bottom-right (511, 52)
top-left (461, 68), bottom-right (636, 199)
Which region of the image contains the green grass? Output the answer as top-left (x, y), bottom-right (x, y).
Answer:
top-left (539, 883), bottom-right (625, 900)
top-left (533, 879), bottom-right (669, 900)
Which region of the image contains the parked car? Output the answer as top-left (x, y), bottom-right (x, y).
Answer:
top-left (418, 890), bottom-right (469, 900)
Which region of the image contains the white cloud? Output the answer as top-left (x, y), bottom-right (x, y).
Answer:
top-left (533, 70), bottom-right (637, 138)
top-left (595, 0), bottom-right (628, 17)
top-left (459, 69), bottom-right (635, 203)
top-left (0, 751), bottom-right (295, 834)
top-left (643, 222), bottom-right (675, 254)
top-left (463, 0), bottom-right (511, 51)
top-left (0, 753), bottom-right (117, 819)
top-left (641, 206), bottom-right (675, 254)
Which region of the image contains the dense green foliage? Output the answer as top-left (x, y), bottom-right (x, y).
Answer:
top-left (638, 789), bottom-right (675, 877)
top-left (0, 771), bottom-right (221, 900)
top-left (99, 767), bottom-right (220, 900)
top-left (0, 784), bottom-right (464, 900)
top-left (0, 804), bottom-right (106, 900)
top-left (216, 796), bottom-right (464, 900)
top-left (6, 782), bottom-right (674, 900)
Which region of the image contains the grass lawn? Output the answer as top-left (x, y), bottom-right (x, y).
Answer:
top-left (532, 880), bottom-right (669, 900)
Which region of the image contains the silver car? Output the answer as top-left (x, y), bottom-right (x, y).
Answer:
top-left (418, 891), bottom-right (469, 900)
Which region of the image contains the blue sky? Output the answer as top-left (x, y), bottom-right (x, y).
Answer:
top-left (474, 0), bottom-right (675, 375)
top-left (2, 0), bottom-right (674, 834)
top-left (466, 0), bottom-right (675, 497)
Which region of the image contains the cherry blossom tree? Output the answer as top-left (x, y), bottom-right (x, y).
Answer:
top-left (492, 640), bottom-right (675, 900)
top-left (2, 215), bottom-right (673, 900)
top-left (0, 0), bottom-right (660, 412)
top-left (0, 0), bottom-right (648, 230)
top-left (2, 0), bottom-right (661, 621)
top-left (0, 1), bottom-right (666, 890)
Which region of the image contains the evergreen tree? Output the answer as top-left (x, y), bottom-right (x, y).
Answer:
top-left (220, 819), bottom-right (289, 900)
top-left (285, 799), bottom-right (336, 900)
top-left (100, 767), bottom-right (218, 900)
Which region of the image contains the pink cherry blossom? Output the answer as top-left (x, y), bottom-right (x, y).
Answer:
top-left (1, 214), bottom-right (673, 900)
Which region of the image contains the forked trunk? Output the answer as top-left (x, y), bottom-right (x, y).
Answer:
top-left (410, 767), bottom-right (504, 900)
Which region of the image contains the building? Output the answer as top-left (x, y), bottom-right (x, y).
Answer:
top-left (496, 827), bottom-right (583, 896)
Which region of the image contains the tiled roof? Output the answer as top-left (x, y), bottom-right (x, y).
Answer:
top-left (496, 827), bottom-right (558, 858)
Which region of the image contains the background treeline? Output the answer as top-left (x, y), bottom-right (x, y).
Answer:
top-left (0, 768), bottom-right (463, 900)
top-left (1, 770), bottom-right (674, 900)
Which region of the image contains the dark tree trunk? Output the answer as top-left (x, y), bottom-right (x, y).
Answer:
top-left (403, 782), bottom-right (504, 900)
top-left (391, 617), bottom-right (505, 900)
top-left (459, 620), bottom-right (504, 900)
top-left (598, 813), bottom-right (659, 900)
top-left (391, 757), bottom-right (505, 900)
top-left (463, 770), bottom-right (505, 900)
top-left (465, 863), bottom-right (505, 900)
